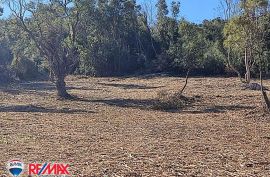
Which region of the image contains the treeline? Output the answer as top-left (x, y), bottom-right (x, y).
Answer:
top-left (1, 0), bottom-right (270, 100)
top-left (1, 0), bottom-right (231, 80)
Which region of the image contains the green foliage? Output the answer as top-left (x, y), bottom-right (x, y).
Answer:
top-left (200, 19), bottom-right (226, 74)
top-left (0, 20), bottom-right (13, 65)
top-left (156, 0), bottom-right (169, 21)
top-left (11, 56), bottom-right (39, 80)
top-left (202, 42), bottom-right (226, 75)
top-left (171, 1), bottom-right (180, 19)
top-left (223, 16), bottom-right (247, 52)
top-left (224, 0), bottom-right (270, 78)
top-left (0, 43), bottom-right (12, 65)
top-left (2, 0), bottom-right (270, 80)
top-left (3, 18), bottom-right (47, 79)
top-left (77, 0), bottom-right (148, 76)
top-left (178, 20), bottom-right (206, 70)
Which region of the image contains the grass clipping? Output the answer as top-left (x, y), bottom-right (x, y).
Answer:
top-left (153, 90), bottom-right (197, 111)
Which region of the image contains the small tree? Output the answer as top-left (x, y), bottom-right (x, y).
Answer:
top-left (177, 20), bottom-right (206, 94)
top-left (155, 0), bottom-right (169, 50)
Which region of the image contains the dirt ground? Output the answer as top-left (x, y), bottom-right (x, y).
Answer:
top-left (1, 75), bottom-right (270, 177)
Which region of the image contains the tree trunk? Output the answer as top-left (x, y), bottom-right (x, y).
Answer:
top-left (55, 76), bottom-right (72, 99)
top-left (245, 48), bottom-right (251, 84)
top-left (227, 48), bottom-right (244, 83)
top-left (260, 71), bottom-right (270, 112)
top-left (180, 69), bottom-right (190, 95)
top-left (49, 68), bottom-right (55, 83)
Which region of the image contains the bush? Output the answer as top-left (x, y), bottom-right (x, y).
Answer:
top-left (153, 90), bottom-right (196, 110)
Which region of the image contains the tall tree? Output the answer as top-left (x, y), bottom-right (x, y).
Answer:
top-left (171, 0), bottom-right (180, 20)
top-left (156, 0), bottom-right (169, 50)
top-left (156, 0), bottom-right (169, 21)
top-left (78, 0), bottom-right (145, 76)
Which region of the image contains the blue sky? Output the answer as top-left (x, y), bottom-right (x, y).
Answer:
top-left (1, 0), bottom-right (221, 23)
top-left (138, 0), bottom-right (221, 23)
top-left (177, 0), bottom-right (221, 22)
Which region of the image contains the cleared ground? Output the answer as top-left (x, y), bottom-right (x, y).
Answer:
top-left (0, 76), bottom-right (270, 177)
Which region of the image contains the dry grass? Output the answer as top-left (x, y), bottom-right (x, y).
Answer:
top-left (1, 76), bottom-right (270, 176)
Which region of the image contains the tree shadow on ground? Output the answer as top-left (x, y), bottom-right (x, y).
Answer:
top-left (19, 82), bottom-right (56, 91)
top-left (0, 82), bottom-right (98, 96)
top-left (116, 72), bottom-right (171, 79)
top-left (181, 105), bottom-right (255, 114)
top-left (98, 83), bottom-right (164, 90)
top-left (0, 88), bottom-right (52, 98)
top-left (0, 88), bottom-right (21, 95)
top-left (0, 82), bottom-right (56, 96)
top-left (19, 82), bottom-right (98, 91)
top-left (90, 98), bottom-right (157, 108)
top-left (78, 97), bottom-right (255, 113)
top-left (0, 104), bottom-right (95, 114)
top-left (67, 86), bottom-right (101, 91)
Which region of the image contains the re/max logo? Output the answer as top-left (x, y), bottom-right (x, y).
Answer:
top-left (28, 163), bottom-right (70, 175)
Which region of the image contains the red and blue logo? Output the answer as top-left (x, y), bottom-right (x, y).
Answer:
top-left (6, 160), bottom-right (70, 176)
top-left (28, 162), bottom-right (70, 176)
top-left (7, 160), bottom-right (24, 177)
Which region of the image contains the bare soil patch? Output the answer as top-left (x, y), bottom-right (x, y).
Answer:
top-left (1, 76), bottom-right (270, 176)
